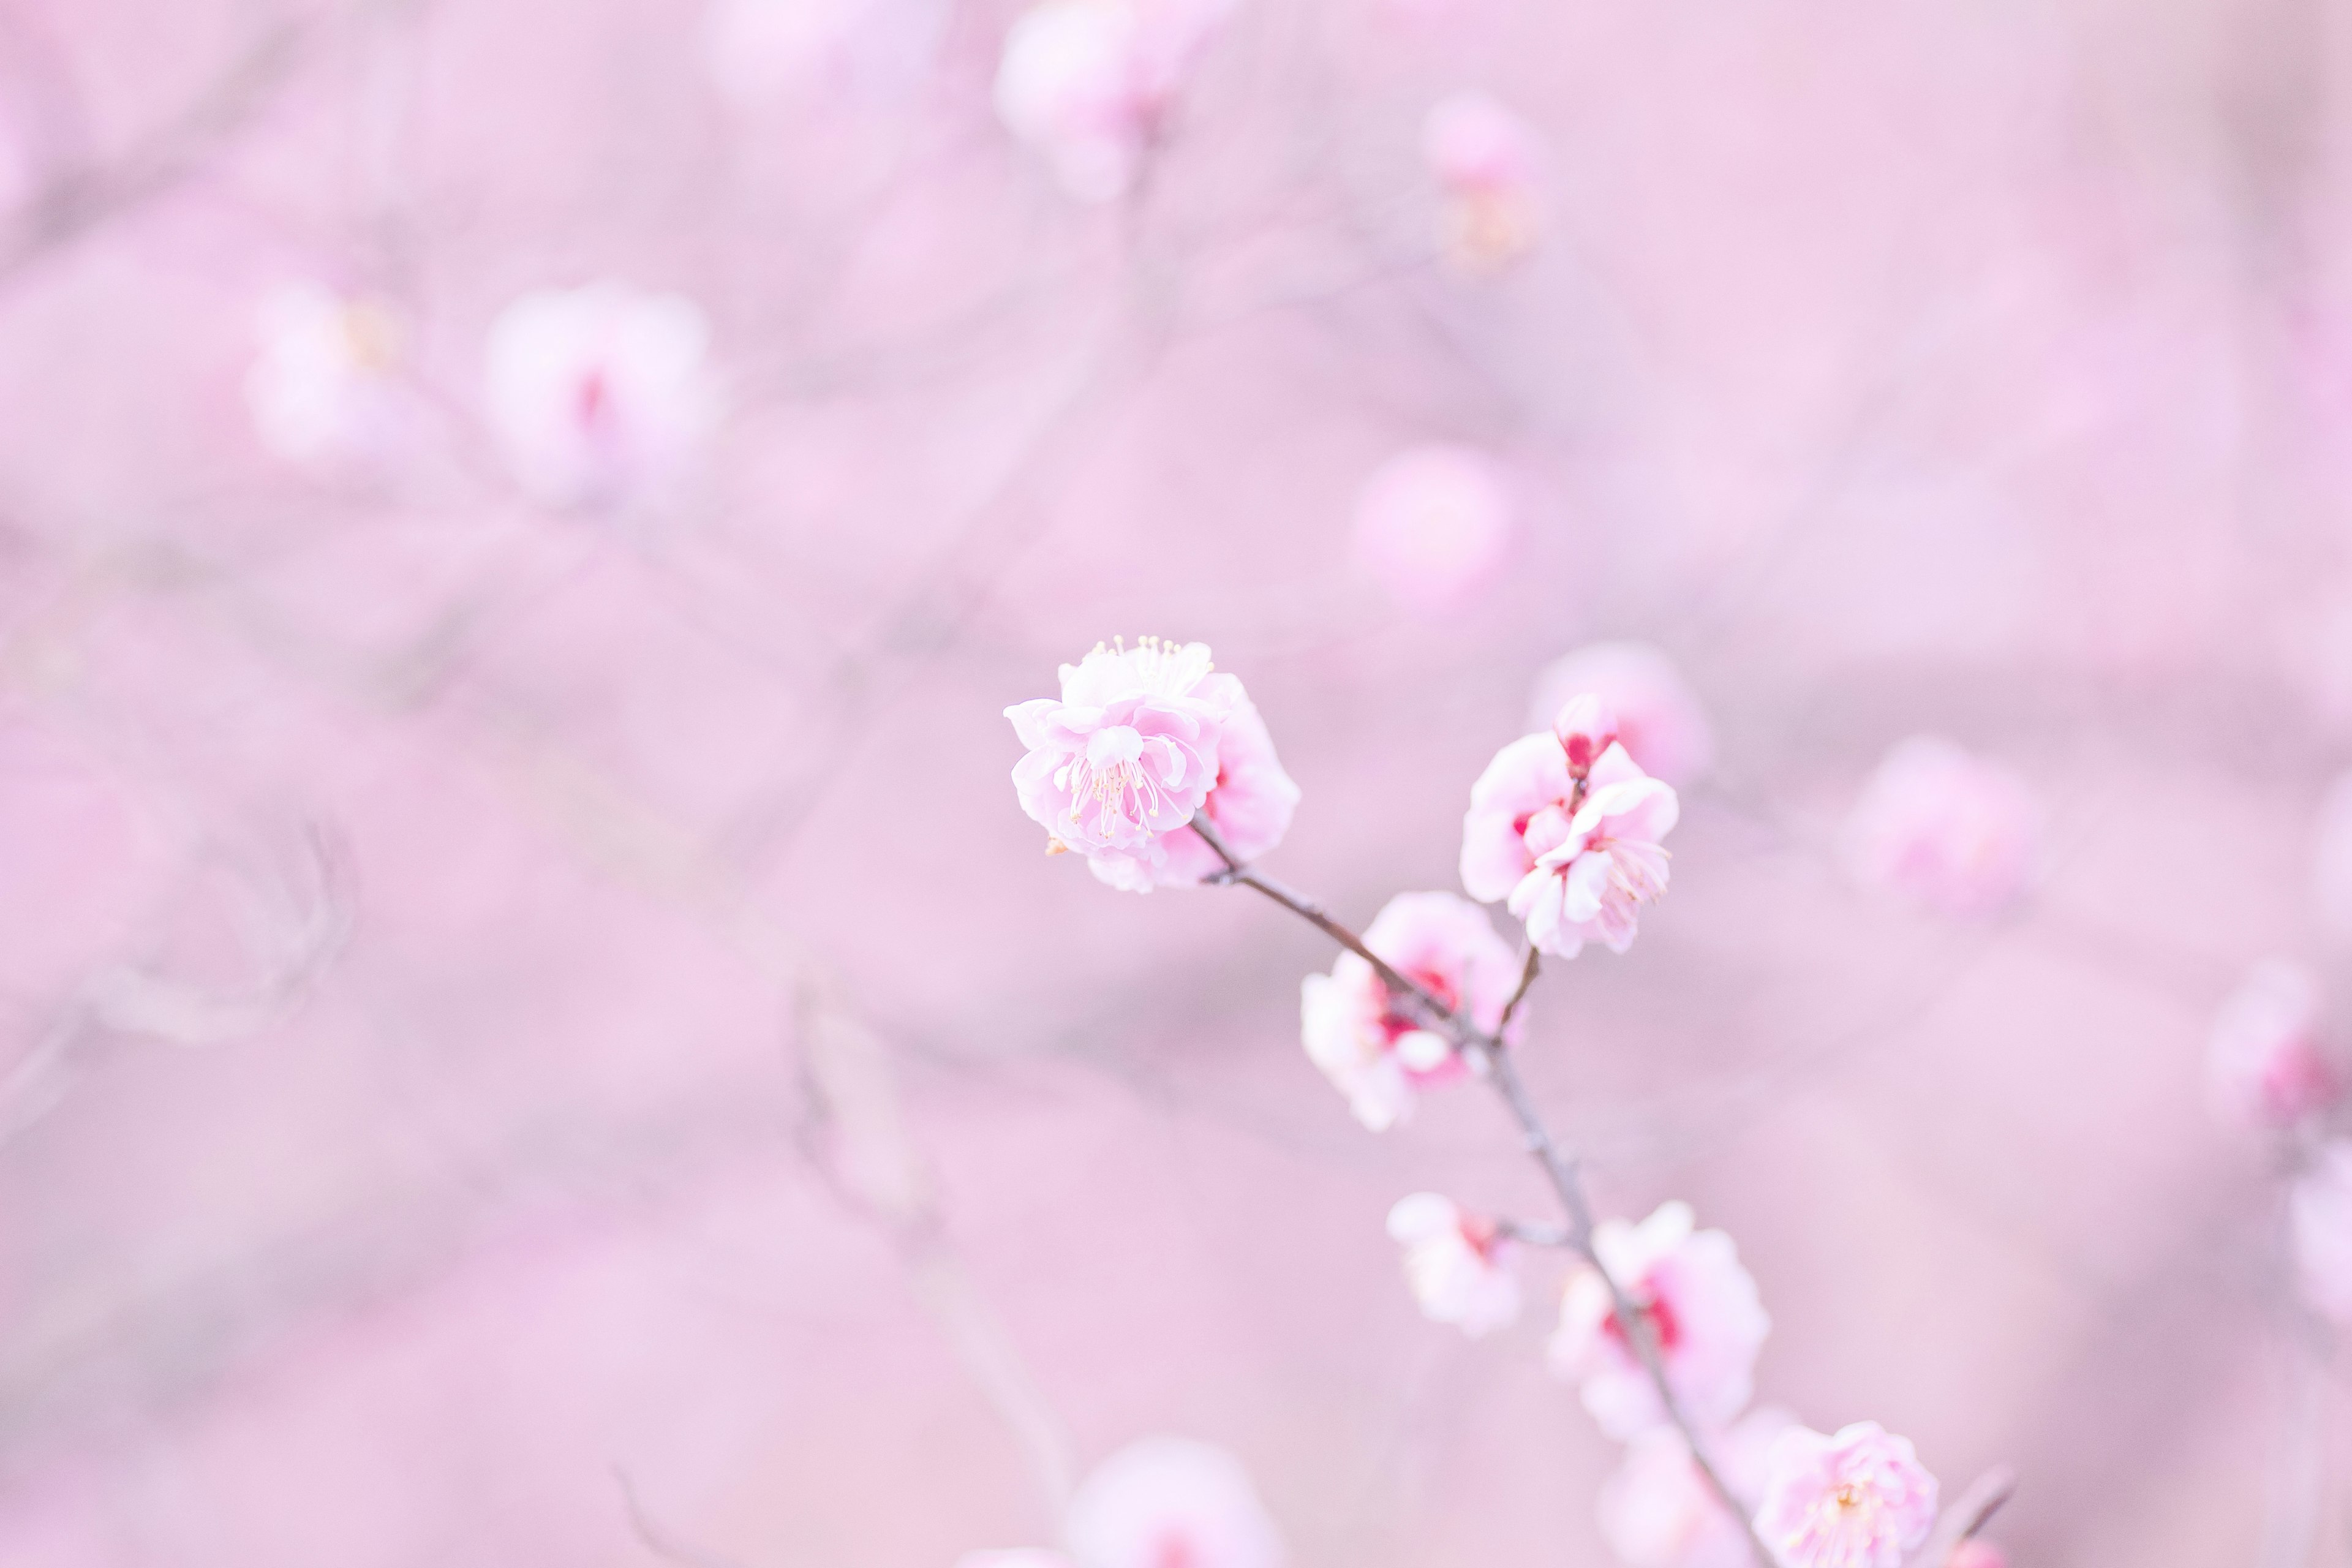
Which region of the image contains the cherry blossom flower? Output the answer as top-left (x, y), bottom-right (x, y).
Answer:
top-left (2292, 1140), bottom-right (2352, 1324)
top-left (1349, 443), bottom-right (1517, 615)
top-left (1008, 639), bottom-right (1297, 892)
top-left (993, 0), bottom-right (1232, 203)
top-left (1063, 1436), bottom-right (1285, 1568)
top-left (2207, 959), bottom-right (2338, 1130)
top-left (1461, 715), bottom-right (1678, 959)
top-left (1384, 1191), bottom-right (1520, 1336)
top-left (1422, 92), bottom-right (1542, 271)
top-left (1598, 1407), bottom-right (1795, 1568)
top-left (1753, 1422), bottom-right (1939, 1568)
top-left (1550, 1200), bottom-right (1769, 1439)
top-left (1841, 737), bottom-right (2039, 919)
top-left (483, 282), bottom-right (718, 510)
top-left (1300, 891), bottom-right (1520, 1129)
top-left (1528, 643), bottom-right (1715, 785)
top-left (246, 283), bottom-right (413, 471)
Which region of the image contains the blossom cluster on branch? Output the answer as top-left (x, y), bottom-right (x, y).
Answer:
top-left (993, 640), bottom-right (2004, 1568)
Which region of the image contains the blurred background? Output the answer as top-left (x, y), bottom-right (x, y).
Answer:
top-left (0, 0), bottom-right (2347, 1561)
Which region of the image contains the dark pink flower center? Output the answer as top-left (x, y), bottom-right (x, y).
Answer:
top-left (1378, 967), bottom-right (1460, 1045)
top-left (1601, 1284), bottom-right (1681, 1355)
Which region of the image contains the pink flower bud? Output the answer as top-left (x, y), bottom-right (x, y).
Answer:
top-left (2208, 960), bottom-right (2339, 1130)
top-left (1551, 694), bottom-right (1619, 778)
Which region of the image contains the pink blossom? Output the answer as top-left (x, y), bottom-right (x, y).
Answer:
top-left (1753, 1422), bottom-right (1939, 1568)
top-left (2292, 1140), bottom-right (2352, 1323)
top-left (483, 282), bottom-right (718, 510)
top-left (993, 0), bottom-right (1232, 203)
top-left (1553, 695), bottom-right (1618, 778)
top-left (1384, 1192), bottom-right (1520, 1336)
top-left (246, 284), bottom-right (413, 471)
top-left (1008, 639), bottom-right (1298, 892)
top-left (1550, 1201), bottom-right (1769, 1439)
top-left (1349, 443), bottom-right (1517, 615)
top-left (1300, 891), bottom-right (1520, 1128)
top-left (1527, 643), bottom-right (1715, 785)
top-left (2207, 959), bottom-right (2338, 1130)
top-left (1598, 1408), bottom-right (1794, 1568)
top-left (1461, 722), bottom-right (1678, 959)
top-left (1421, 92), bottom-right (1542, 271)
top-left (1841, 737), bottom-right (2039, 919)
top-left (1063, 1436), bottom-right (1285, 1568)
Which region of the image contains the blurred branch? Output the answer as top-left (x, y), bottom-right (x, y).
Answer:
top-left (0, 8), bottom-right (312, 290)
top-left (1907, 1466), bottom-right (2015, 1567)
top-left (615, 1468), bottom-right (763, 1568)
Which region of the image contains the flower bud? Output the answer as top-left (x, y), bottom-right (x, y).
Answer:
top-left (1551, 693), bottom-right (1619, 778)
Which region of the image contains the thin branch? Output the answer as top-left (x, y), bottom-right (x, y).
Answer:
top-left (1496, 945), bottom-right (1540, 1036)
top-left (1185, 810), bottom-right (1775, 1565)
top-left (1907, 1466), bottom-right (2015, 1566)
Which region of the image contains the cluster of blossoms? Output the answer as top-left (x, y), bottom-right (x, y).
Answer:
top-left (955, 1435), bottom-right (1284, 1568)
top-left (1005, 641), bottom-right (1987, 1568)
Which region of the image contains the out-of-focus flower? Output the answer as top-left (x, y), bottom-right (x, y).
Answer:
top-left (2315, 771), bottom-right (2352, 945)
top-left (1550, 1200), bottom-right (1768, 1439)
top-left (993, 0), bottom-right (1232, 203)
top-left (1597, 1407), bottom-right (1794, 1568)
top-left (1527, 643), bottom-right (1714, 785)
top-left (246, 283), bottom-right (413, 472)
top-left (1349, 443), bottom-right (1516, 615)
top-left (1300, 891), bottom-right (1519, 1128)
top-left (483, 282), bottom-right (718, 510)
top-left (1422, 92), bottom-right (1540, 271)
top-left (1753, 1422), bottom-right (1938, 1568)
top-left (955, 1554), bottom-right (1076, 1568)
top-left (2207, 959), bottom-right (2338, 1130)
top-left (2292, 1140), bottom-right (2352, 1323)
top-left (1007, 639), bottom-right (1298, 892)
top-left (1385, 1192), bottom-right (1520, 1336)
top-left (1841, 737), bottom-right (2038, 919)
top-left (1064, 1436), bottom-right (1285, 1568)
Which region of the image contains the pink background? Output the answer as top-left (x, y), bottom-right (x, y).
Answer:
top-left (0, 0), bottom-right (2346, 1561)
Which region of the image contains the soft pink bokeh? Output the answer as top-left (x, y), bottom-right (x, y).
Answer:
top-left (0, 0), bottom-right (2343, 1563)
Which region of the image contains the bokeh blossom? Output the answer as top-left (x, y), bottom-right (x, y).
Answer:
top-left (2207, 959), bottom-right (2337, 1130)
top-left (483, 282), bottom-right (719, 510)
top-left (1841, 737), bottom-right (2040, 919)
top-left (1006, 639), bottom-right (1297, 892)
top-left (1753, 1422), bottom-right (1939, 1568)
top-left (1421, 92), bottom-right (1542, 271)
top-left (700, 0), bottom-right (937, 107)
top-left (1384, 1192), bottom-right (1520, 1336)
top-left (1550, 1200), bottom-right (1769, 1438)
top-left (1597, 1408), bottom-right (1793, 1568)
top-left (1299, 891), bottom-right (1518, 1128)
top-left (2292, 1140), bottom-right (2352, 1323)
top-left (1349, 443), bottom-right (1516, 615)
top-left (1063, 1436), bottom-right (1286, 1568)
top-left (1945, 1544), bottom-right (2008, 1568)
top-left (1526, 643), bottom-right (1714, 785)
top-left (993, 0), bottom-right (1233, 202)
top-left (1463, 717), bottom-right (1678, 959)
top-left (246, 284), bottom-right (412, 472)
